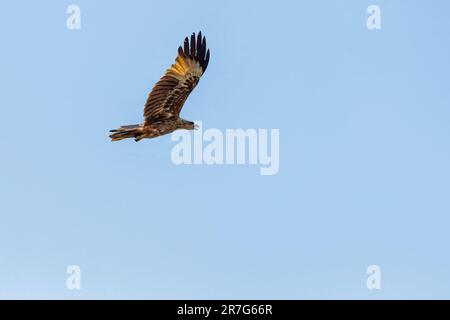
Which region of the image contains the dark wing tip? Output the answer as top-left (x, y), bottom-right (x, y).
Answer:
top-left (180, 32), bottom-right (210, 71)
top-left (203, 48), bottom-right (210, 71)
top-left (183, 37), bottom-right (190, 57)
top-left (190, 33), bottom-right (196, 57)
top-left (196, 32), bottom-right (202, 57)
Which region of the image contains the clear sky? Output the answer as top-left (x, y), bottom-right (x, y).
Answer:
top-left (1, 0), bottom-right (450, 299)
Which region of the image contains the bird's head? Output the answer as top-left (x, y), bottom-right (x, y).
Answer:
top-left (180, 119), bottom-right (198, 130)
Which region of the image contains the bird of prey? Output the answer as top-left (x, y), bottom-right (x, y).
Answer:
top-left (110, 32), bottom-right (210, 142)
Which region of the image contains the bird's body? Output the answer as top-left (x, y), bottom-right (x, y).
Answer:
top-left (109, 115), bottom-right (195, 142)
top-left (110, 32), bottom-right (210, 142)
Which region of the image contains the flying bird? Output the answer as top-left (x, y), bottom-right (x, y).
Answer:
top-left (110, 32), bottom-right (210, 142)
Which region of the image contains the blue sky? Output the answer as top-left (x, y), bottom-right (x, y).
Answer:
top-left (0, 0), bottom-right (450, 299)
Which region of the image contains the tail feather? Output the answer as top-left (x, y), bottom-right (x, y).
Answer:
top-left (109, 124), bottom-right (144, 142)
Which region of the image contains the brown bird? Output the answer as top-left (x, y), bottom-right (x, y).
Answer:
top-left (110, 32), bottom-right (210, 142)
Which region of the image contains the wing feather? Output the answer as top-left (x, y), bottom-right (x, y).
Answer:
top-left (183, 37), bottom-right (190, 57)
top-left (190, 33), bottom-right (196, 58)
top-left (143, 32), bottom-right (210, 124)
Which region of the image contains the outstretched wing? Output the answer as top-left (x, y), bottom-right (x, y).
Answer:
top-left (143, 32), bottom-right (210, 124)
